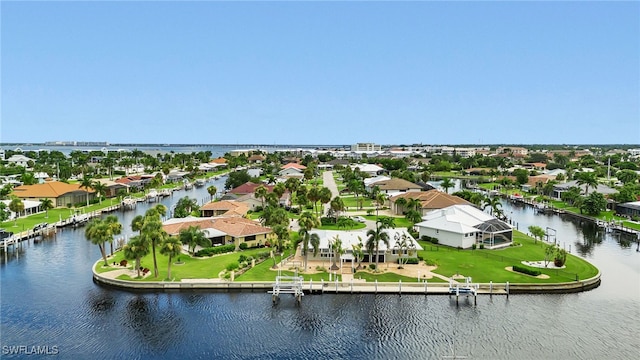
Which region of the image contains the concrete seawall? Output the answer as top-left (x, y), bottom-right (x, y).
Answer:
top-left (93, 265), bottom-right (601, 295)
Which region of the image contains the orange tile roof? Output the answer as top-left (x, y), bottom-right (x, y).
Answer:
top-left (163, 217), bottom-right (271, 237)
top-left (210, 158), bottom-right (227, 164)
top-left (281, 163), bottom-right (307, 170)
top-left (390, 190), bottom-right (470, 210)
top-left (12, 181), bottom-right (93, 198)
top-left (200, 200), bottom-right (249, 215)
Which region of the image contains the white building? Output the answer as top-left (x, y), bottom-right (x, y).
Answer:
top-left (351, 143), bottom-right (382, 152)
top-left (6, 154), bottom-right (34, 168)
top-left (415, 205), bottom-right (513, 249)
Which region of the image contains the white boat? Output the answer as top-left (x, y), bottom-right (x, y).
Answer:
top-left (159, 189), bottom-right (171, 197)
top-left (147, 189), bottom-right (159, 202)
top-left (121, 196), bottom-right (137, 209)
top-left (184, 180), bottom-right (193, 190)
top-left (70, 212), bottom-right (89, 227)
top-left (194, 179), bottom-right (206, 187)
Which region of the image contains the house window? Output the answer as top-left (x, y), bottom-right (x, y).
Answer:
top-left (245, 235), bottom-right (256, 242)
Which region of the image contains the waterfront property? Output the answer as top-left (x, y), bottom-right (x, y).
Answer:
top-left (12, 181), bottom-right (95, 208)
top-left (302, 228), bottom-right (423, 265)
top-left (415, 205), bottom-right (513, 249)
top-left (200, 200), bottom-right (250, 217)
top-left (162, 216), bottom-right (274, 249)
top-left (390, 190), bottom-right (471, 216)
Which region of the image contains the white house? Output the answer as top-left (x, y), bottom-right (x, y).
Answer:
top-left (367, 178), bottom-right (423, 197)
top-left (303, 228), bottom-right (423, 266)
top-left (350, 163), bottom-right (385, 177)
top-left (6, 154), bottom-right (34, 168)
top-left (415, 205), bottom-right (513, 249)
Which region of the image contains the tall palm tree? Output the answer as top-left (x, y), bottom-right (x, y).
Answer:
top-left (140, 206), bottom-right (168, 277)
top-left (440, 178), bottom-right (454, 194)
top-left (130, 215), bottom-right (144, 234)
top-left (407, 198), bottom-right (422, 213)
top-left (85, 215), bottom-right (122, 266)
top-left (318, 187), bottom-right (332, 216)
top-left (207, 185), bottom-right (218, 201)
top-left (254, 185), bottom-right (268, 209)
top-left (91, 180), bottom-right (107, 203)
top-left (80, 176), bottom-right (94, 206)
top-left (307, 186), bottom-right (321, 216)
top-left (271, 224), bottom-right (290, 254)
top-left (298, 211), bottom-right (320, 270)
top-left (159, 236), bottom-right (183, 280)
top-left (375, 193), bottom-right (386, 219)
top-left (483, 196), bottom-right (502, 217)
top-left (330, 196), bottom-right (345, 218)
top-left (329, 235), bottom-right (343, 270)
top-left (394, 196), bottom-right (407, 215)
top-left (8, 197), bottom-right (24, 227)
top-left (179, 225), bottom-right (211, 254)
top-left (576, 172), bottom-right (598, 195)
top-left (366, 227), bottom-right (390, 271)
top-left (122, 236), bottom-right (149, 278)
top-left (40, 198), bottom-right (54, 219)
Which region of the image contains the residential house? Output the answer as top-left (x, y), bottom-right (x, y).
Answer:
top-left (115, 175), bottom-right (153, 191)
top-left (6, 154), bottom-right (34, 168)
top-left (304, 228), bottom-right (422, 265)
top-left (1, 199), bottom-right (43, 218)
top-left (162, 216), bottom-right (274, 249)
top-left (615, 201), bottom-right (640, 219)
top-left (12, 181), bottom-right (95, 208)
top-left (200, 200), bottom-right (249, 217)
top-left (350, 164), bottom-right (385, 177)
top-left (415, 205), bottom-right (513, 249)
top-left (229, 182), bottom-right (275, 196)
top-left (94, 179), bottom-right (130, 198)
top-left (390, 190), bottom-right (471, 215)
top-left (367, 178), bottom-right (423, 198)
top-left (552, 180), bottom-right (617, 199)
top-left (247, 154), bottom-right (266, 164)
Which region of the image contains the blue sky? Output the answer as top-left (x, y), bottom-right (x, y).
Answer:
top-left (1, 1), bottom-right (638, 145)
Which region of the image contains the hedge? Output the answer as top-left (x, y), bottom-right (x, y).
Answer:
top-left (512, 264), bottom-right (541, 276)
top-left (195, 244), bottom-right (236, 257)
top-left (397, 257), bottom-right (420, 265)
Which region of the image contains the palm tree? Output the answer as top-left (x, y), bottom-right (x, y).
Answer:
top-left (159, 236), bottom-right (183, 280)
top-left (307, 186), bottom-right (321, 216)
top-left (254, 185), bottom-right (268, 209)
top-left (330, 196), bottom-right (345, 219)
top-left (174, 196), bottom-right (199, 218)
top-left (85, 215), bottom-right (122, 266)
top-left (394, 233), bottom-right (416, 269)
top-left (407, 198), bottom-right (422, 213)
top-left (131, 215), bottom-right (144, 234)
top-left (298, 211), bottom-right (320, 270)
top-left (207, 185), bottom-right (217, 201)
top-left (440, 178), bottom-right (454, 194)
top-left (329, 235), bottom-right (344, 271)
top-left (92, 180), bottom-right (107, 203)
top-left (80, 176), bottom-right (94, 206)
top-left (122, 236), bottom-right (149, 278)
top-left (394, 196), bottom-right (407, 215)
top-left (366, 227), bottom-right (390, 271)
top-left (375, 193), bottom-right (386, 219)
top-left (140, 206), bottom-right (169, 278)
top-left (576, 172), bottom-right (598, 195)
top-left (40, 198), bottom-right (54, 219)
top-left (271, 224), bottom-right (289, 254)
top-left (318, 187), bottom-right (332, 216)
top-left (483, 196), bottom-right (502, 217)
top-left (8, 197), bottom-right (24, 227)
top-left (352, 239), bottom-right (364, 270)
top-left (179, 225), bottom-right (211, 254)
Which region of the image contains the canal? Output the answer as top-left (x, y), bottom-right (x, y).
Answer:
top-left (1, 178), bottom-right (638, 359)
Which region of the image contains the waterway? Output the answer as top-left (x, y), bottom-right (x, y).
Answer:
top-left (1, 178), bottom-right (639, 359)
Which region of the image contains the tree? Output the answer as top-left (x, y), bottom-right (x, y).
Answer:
top-left (617, 170), bottom-right (638, 185)
top-left (328, 235), bottom-right (343, 270)
top-left (513, 169), bottom-right (529, 186)
top-left (40, 198), bottom-right (54, 219)
top-left (179, 225), bottom-right (211, 254)
top-left (366, 227), bottom-right (390, 271)
top-left (307, 186), bottom-right (321, 216)
top-left (405, 210), bottom-right (423, 224)
top-left (581, 192), bottom-right (607, 216)
top-left (271, 224), bottom-right (290, 254)
top-left (318, 187), bottom-right (332, 216)
top-left (329, 196), bottom-right (345, 219)
top-left (298, 211), bottom-right (320, 270)
top-left (528, 225), bottom-right (546, 244)
top-left (394, 232), bottom-right (416, 269)
top-left (375, 193), bottom-right (386, 219)
top-left (122, 236), bottom-right (149, 278)
top-left (8, 197), bottom-right (24, 227)
top-left (140, 205), bottom-right (169, 277)
top-left (352, 238), bottom-right (364, 270)
top-left (174, 196), bottom-right (199, 218)
top-left (261, 206), bottom-right (289, 227)
top-left (224, 170), bottom-right (252, 190)
top-left (254, 185), bottom-right (268, 209)
top-left (576, 172), bottom-right (598, 195)
top-left (159, 236), bottom-right (183, 280)
top-left (80, 176), bottom-right (94, 206)
top-left (85, 215), bottom-right (122, 266)
top-left (440, 178), bottom-right (454, 194)
top-left (0, 203), bottom-right (10, 222)
top-left (483, 196), bottom-right (503, 217)
top-left (544, 244), bottom-right (556, 267)
top-left (131, 215), bottom-right (144, 233)
top-left (92, 181), bottom-right (107, 203)
top-left (394, 197), bottom-right (407, 214)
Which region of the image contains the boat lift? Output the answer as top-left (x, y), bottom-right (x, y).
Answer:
top-left (448, 277), bottom-right (478, 305)
top-left (269, 271), bottom-right (304, 306)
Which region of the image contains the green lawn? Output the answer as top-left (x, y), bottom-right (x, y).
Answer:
top-left (418, 231), bottom-right (599, 283)
top-left (363, 215), bottom-right (413, 228)
top-left (342, 196), bottom-right (373, 209)
top-left (317, 222), bottom-right (366, 230)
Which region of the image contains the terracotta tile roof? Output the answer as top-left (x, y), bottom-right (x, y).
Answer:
top-left (281, 163), bottom-right (307, 170)
top-left (210, 158), bottom-right (227, 164)
top-left (229, 182), bottom-right (274, 195)
top-left (200, 200), bottom-right (249, 215)
top-left (390, 190), bottom-right (471, 210)
top-left (163, 217), bottom-right (271, 237)
top-left (12, 181), bottom-right (93, 198)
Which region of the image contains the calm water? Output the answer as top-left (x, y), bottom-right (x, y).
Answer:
top-left (1, 180), bottom-right (639, 359)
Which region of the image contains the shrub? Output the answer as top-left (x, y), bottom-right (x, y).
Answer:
top-left (512, 265), bottom-right (541, 276)
top-left (195, 244), bottom-right (235, 257)
top-left (472, 244), bottom-right (477, 250)
top-left (315, 266), bottom-right (326, 272)
top-left (397, 257), bottom-right (419, 265)
top-left (424, 259), bottom-right (437, 266)
top-left (119, 259), bottom-right (128, 267)
top-left (239, 243), bottom-right (248, 250)
top-left (226, 262), bottom-right (239, 272)
top-left (320, 217), bottom-right (336, 225)
top-left (369, 264), bottom-right (377, 271)
top-left (238, 254), bottom-right (247, 263)
top-left (479, 244), bottom-right (485, 249)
